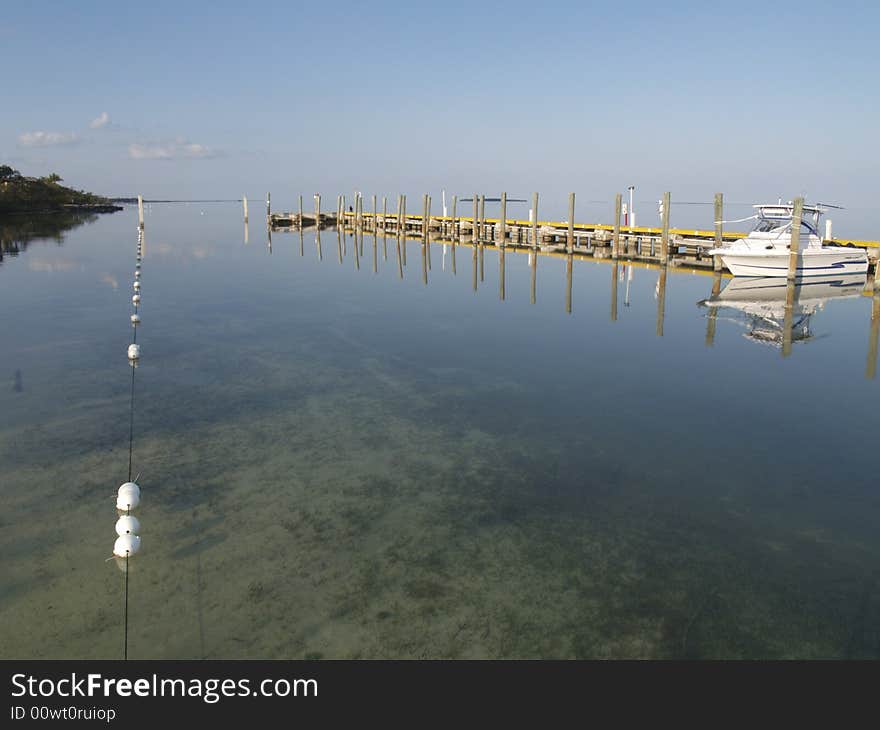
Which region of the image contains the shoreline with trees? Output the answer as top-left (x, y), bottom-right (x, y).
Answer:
top-left (0, 165), bottom-right (122, 215)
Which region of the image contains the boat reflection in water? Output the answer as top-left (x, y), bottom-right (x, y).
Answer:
top-left (698, 274), bottom-right (867, 350)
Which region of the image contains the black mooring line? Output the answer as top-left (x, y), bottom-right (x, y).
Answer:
top-left (127, 365), bottom-right (136, 483)
top-left (124, 551), bottom-right (130, 660)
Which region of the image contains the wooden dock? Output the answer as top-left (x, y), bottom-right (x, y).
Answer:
top-left (265, 192), bottom-right (880, 274)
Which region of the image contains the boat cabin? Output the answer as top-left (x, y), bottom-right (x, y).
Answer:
top-left (752, 203), bottom-right (826, 237)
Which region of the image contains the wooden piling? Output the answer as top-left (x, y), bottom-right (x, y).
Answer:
top-left (451, 195), bottom-right (458, 240)
top-left (396, 194), bottom-right (402, 232)
top-left (479, 195), bottom-right (485, 241)
top-left (267, 192), bottom-right (271, 219)
top-left (423, 194), bottom-right (429, 238)
top-left (382, 196), bottom-right (387, 232)
top-left (713, 193), bottom-right (723, 271)
top-left (567, 193), bottom-right (575, 254)
top-left (314, 193), bottom-right (321, 229)
top-left (500, 192), bottom-right (507, 247)
top-left (242, 196), bottom-right (248, 223)
top-left (299, 195), bottom-right (303, 229)
top-left (472, 194), bottom-right (478, 244)
top-left (401, 196), bottom-right (407, 266)
top-left (531, 192), bottom-right (539, 248)
top-left (137, 195), bottom-right (144, 229)
top-left (660, 192), bottom-right (670, 263)
top-left (787, 197), bottom-right (804, 281)
top-left (612, 193), bottom-right (622, 259)
top-left (426, 195), bottom-right (432, 269)
top-left (372, 195), bottom-right (377, 231)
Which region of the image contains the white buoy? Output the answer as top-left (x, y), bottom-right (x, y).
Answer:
top-left (116, 481), bottom-right (140, 510)
top-left (113, 534), bottom-right (141, 557)
top-left (133, 280), bottom-right (140, 290)
top-left (127, 343), bottom-right (140, 361)
top-left (131, 313), bottom-right (140, 325)
top-left (115, 515), bottom-right (141, 536)
top-left (135, 270), bottom-right (140, 278)
top-left (132, 294), bottom-right (140, 304)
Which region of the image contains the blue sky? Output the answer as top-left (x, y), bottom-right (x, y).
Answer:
top-left (3, 0), bottom-right (879, 229)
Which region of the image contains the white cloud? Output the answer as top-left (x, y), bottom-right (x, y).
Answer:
top-left (18, 131), bottom-right (79, 147)
top-left (128, 143), bottom-right (174, 160)
top-left (180, 143), bottom-right (215, 159)
top-left (90, 112), bottom-right (110, 129)
top-left (128, 139), bottom-right (219, 160)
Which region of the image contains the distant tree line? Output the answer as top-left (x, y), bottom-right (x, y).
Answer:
top-left (0, 165), bottom-right (119, 214)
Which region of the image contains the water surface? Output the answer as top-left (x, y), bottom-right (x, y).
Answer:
top-left (1, 204), bottom-right (878, 659)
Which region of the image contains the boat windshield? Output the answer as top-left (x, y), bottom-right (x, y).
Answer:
top-left (754, 219), bottom-right (788, 233)
top-left (753, 219), bottom-right (816, 235)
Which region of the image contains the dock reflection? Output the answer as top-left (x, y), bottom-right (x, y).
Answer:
top-left (263, 227), bottom-right (878, 376)
top-left (699, 273), bottom-right (876, 376)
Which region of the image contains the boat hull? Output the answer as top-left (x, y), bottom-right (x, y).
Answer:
top-left (717, 247), bottom-right (868, 278)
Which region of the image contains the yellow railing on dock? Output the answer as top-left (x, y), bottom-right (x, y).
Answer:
top-left (339, 211), bottom-right (880, 248)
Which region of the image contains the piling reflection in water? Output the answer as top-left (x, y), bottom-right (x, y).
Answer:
top-left (530, 251), bottom-right (537, 305)
top-left (610, 263), bottom-right (618, 322)
top-left (704, 272), bottom-right (723, 346)
top-left (472, 243), bottom-right (477, 292)
top-left (499, 247), bottom-right (506, 301)
top-left (421, 240), bottom-right (427, 285)
top-left (656, 268), bottom-right (668, 337)
top-left (868, 289), bottom-right (879, 379)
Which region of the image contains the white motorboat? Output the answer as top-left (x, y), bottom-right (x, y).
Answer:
top-left (698, 273), bottom-right (866, 347)
top-left (708, 203), bottom-right (868, 277)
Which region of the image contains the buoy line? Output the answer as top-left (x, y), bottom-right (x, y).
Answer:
top-left (111, 220), bottom-right (146, 659)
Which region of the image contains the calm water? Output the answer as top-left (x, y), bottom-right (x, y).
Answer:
top-left (1, 204), bottom-right (878, 659)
